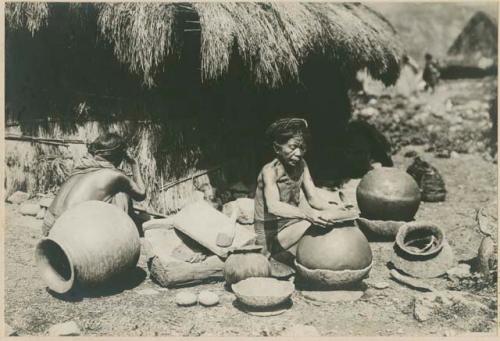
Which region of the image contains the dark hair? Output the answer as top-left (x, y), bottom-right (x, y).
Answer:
top-left (87, 133), bottom-right (126, 157)
top-left (425, 53), bottom-right (432, 60)
top-left (265, 118), bottom-right (310, 145)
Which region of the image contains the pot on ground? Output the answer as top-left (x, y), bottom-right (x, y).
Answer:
top-left (35, 201), bottom-right (140, 294)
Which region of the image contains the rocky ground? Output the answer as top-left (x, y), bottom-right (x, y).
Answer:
top-left (4, 77), bottom-right (498, 337)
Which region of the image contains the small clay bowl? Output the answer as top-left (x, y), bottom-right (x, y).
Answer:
top-left (395, 222), bottom-right (444, 257)
top-left (231, 277), bottom-right (294, 308)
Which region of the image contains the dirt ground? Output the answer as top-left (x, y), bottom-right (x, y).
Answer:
top-left (4, 78), bottom-right (498, 337)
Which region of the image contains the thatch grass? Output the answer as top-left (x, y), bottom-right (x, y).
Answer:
top-left (5, 120), bottom-right (227, 214)
top-left (97, 3), bottom-right (181, 88)
top-left (7, 2), bottom-right (402, 87)
top-left (5, 2), bottom-right (48, 36)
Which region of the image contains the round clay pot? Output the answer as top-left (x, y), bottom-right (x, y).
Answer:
top-left (296, 223), bottom-right (373, 272)
top-left (224, 246), bottom-right (271, 285)
top-left (356, 167), bottom-right (421, 221)
top-left (35, 201), bottom-right (140, 294)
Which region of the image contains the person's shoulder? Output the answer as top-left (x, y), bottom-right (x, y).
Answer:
top-left (87, 167), bottom-right (125, 179)
top-left (261, 159), bottom-right (281, 178)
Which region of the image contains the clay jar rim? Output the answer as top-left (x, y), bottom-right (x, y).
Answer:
top-left (35, 237), bottom-right (75, 294)
top-left (395, 222), bottom-right (444, 258)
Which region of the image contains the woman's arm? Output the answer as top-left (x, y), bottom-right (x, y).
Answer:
top-left (119, 153), bottom-right (146, 201)
top-left (301, 162), bottom-right (332, 210)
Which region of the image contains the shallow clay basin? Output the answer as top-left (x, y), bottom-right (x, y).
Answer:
top-left (232, 277), bottom-right (294, 308)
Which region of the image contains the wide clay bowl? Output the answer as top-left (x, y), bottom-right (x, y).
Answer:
top-left (295, 260), bottom-right (372, 288)
top-left (356, 167), bottom-right (421, 221)
top-left (357, 217), bottom-right (406, 239)
top-left (231, 277), bottom-right (294, 308)
top-left (395, 222), bottom-right (444, 257)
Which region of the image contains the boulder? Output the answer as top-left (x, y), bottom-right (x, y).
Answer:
top-left (20, 203), bottom-right (41, 216)
top-left (48, 321), bottom-right (81, 336)
top-left (7, 191), bottom-right (29, 205)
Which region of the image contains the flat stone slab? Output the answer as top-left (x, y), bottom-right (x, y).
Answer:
top-left (234, 299), bottom-right (292, 316)
top-left (48, 321), bottom-right (81, 336)
top-left (300, 289), bottom-right (364, 303)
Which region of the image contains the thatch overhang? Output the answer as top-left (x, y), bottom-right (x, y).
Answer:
top-left (6, 2), bottom-right (402, 88)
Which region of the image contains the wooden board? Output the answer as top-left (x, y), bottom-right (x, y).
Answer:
top-left (173, 201), bottom-right (255, 258)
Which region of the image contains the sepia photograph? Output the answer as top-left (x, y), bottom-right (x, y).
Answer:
top-left (3, 1), bottom-right (498, 337)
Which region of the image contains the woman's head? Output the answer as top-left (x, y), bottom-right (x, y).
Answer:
top-left (88, 133), bottom-right (127, 164)
top-left (266, 118), bottom-right (310, 167)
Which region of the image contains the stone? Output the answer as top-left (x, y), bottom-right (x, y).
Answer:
top-left (39, 196), bottom-right (54, 208)
top-left (5, 324), bottom-right (17, 336)
top-left (368, 98), bottom-right (378, 106)
top-left (222, 198), bottom-right (255, 225)
top-left (450, 151), bottom-right (460, 159)
top-left (446, 264), bottom-right (471, 280)
top-left (48, 321), bottom-right (81, 336)
top-left (371, 282), bottom-right (389, 290)
top-left (198, 290), bottom-right (219, 307)
top-left (235, 198), bottom-right (254, 224)
top-left (175, 291), bottom-right (197, 306)
top-left (444, 329), bottom-right (458, 337)
top-left (281, 325), bottom-right (320, 337)
top-left (20, 203), bottom-right (41, 216)
top-left (413, 291), bottom-right (490, 323)
top-left (404, 150), bottom-right (418, 158)
top-left (465, 100), bottom-right (482, 112)
top-left (6, 191), bottom-right (29, 204)
top-left (136, 288), bottom-right (159, 296)
top-left (360, 107), bottom-right (379, 118)
top-left (36, 207), bottom-right (46, 220)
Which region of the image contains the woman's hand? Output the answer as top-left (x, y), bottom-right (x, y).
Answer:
top-left (320, 207), bottom-right (359, 223)
top-left (305, 209), bottom-right (329, 227)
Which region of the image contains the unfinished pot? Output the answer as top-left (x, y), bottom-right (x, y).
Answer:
top-left (35, 201), bottom-right (140, 294)
top-left (295, 223), bottom-right (372, 287)
top-left (356, 167), bottom-right (421, 221)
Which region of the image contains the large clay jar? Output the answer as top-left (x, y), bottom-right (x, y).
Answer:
top-left (295, 223), bottom-right (372, 287)
top-left (356, 167), bottom-right (421, 221)
top-left (35, 201), bottom-right (140, 294)
top-left (296, 223), bottom-right (372, 271)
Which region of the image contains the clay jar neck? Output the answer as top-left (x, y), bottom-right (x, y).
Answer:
top-left (35, 238), bottom-right (75, 294)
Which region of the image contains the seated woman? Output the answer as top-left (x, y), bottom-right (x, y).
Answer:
top-left (42, 133), bottom-right (146, 236)
top-left (254, 118), bottom-right (353, 264)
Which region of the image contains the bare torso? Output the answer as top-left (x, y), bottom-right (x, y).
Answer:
top-left (49, 168), bottom-right (130, 217)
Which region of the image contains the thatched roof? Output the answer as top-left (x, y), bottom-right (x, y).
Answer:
top-left (447, 11), bottom-right (497, 67)
top-left (6, 2), bottom-right (402, 88)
